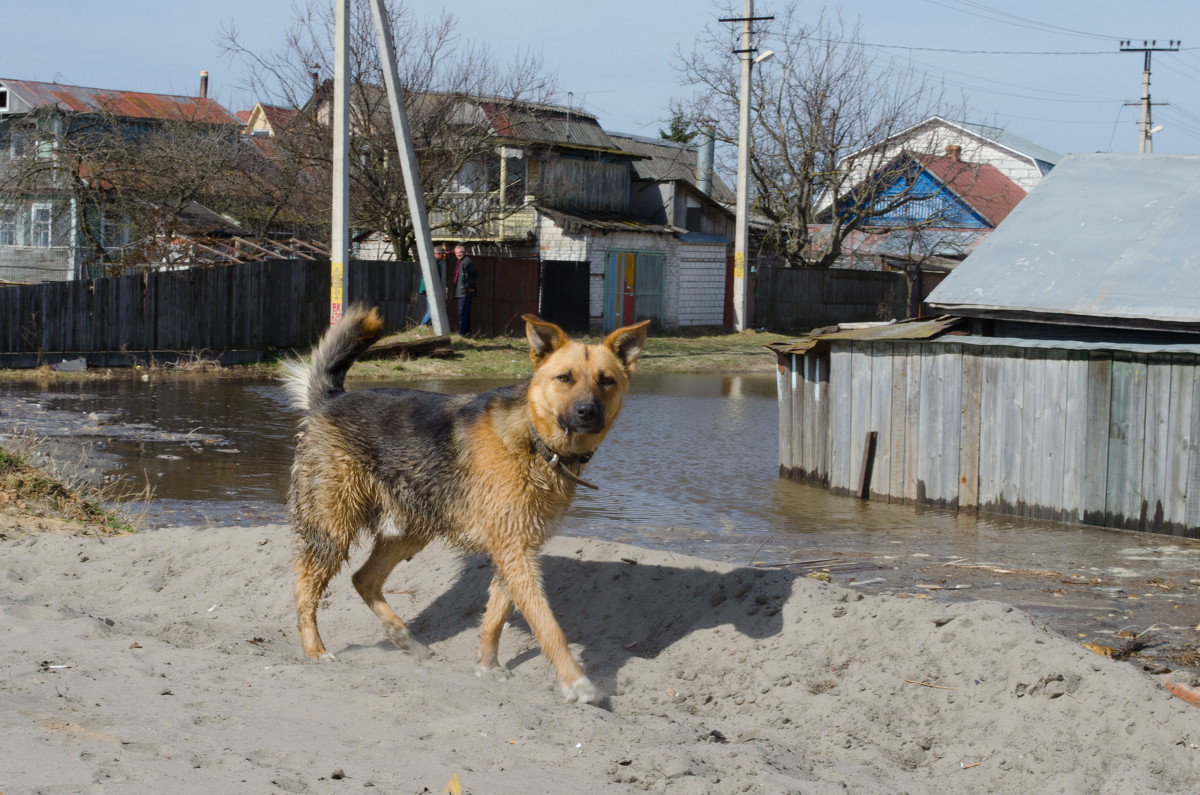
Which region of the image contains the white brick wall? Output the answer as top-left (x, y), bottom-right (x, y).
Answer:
top-left (676, 242), bottom-right (727, 327)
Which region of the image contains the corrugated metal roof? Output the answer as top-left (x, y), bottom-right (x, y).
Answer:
top-left (538, 206), bottom-right (682, 235)
top-left (806, 225), bottom-right (988, 259)
top-left (607, 132), bottom-right (737, 204)
top-left (767, 316), bottom-right (964, 354)
top-left (478, 100), bottom-right (624, 153)
top-left (951, 119), bottom-right (1062, 167)
top-left (943, 335), bottom-right (1200, 356)
top-left (926, 153), bottom-right (1200, 326)
top-left (0, 78), bottom-right (241, 125)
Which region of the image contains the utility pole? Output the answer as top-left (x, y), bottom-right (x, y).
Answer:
top-left (720, 1), bottom-right (773, 331)
top-left (1120, 39), bottom-right (1180, 154)
top-left (330, 0), bottom-right (350, 324)
top-left (366, 0), bottom-right (449, 335)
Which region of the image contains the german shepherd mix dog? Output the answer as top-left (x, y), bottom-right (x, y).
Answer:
top-left (284, 305), bottom-right (648, 704)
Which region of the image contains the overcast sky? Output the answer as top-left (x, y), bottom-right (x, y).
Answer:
top-left (7, 1), bottom-right (1200, 156)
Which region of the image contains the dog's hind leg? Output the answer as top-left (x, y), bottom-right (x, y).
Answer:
top-left (294, 535), bottom-right (348, 660)
top-left (490, 547), bottom-right (598, 704)
top-left (476, 574), bottom-right (513, 678)
top-left (351, 534), bottom-right (430, 657)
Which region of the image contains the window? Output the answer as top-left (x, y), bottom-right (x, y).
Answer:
top-left (0, 208), bottom-right (15, 246)
top-left (31, 204), bottom-right (52, 247)
top-left (101, 211), bottom-right (128, 250)
top-left (0, 88), bottom-right (8, 112)
top-left (684, 197), bottom-right (702, 232)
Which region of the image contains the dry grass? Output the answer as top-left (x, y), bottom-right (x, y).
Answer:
top-left (344, 325), bottom-right (792, 381)
top-left (0, 326), bottom-right (794, 383)
top-left (0, 435), bottom-right (148, 538)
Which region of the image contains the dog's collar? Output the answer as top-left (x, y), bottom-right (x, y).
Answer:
top-left (529, 428), bottom-right (599, 490)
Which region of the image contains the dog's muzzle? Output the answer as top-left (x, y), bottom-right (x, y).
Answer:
top-left (561, 400), bottom-right (604, 434)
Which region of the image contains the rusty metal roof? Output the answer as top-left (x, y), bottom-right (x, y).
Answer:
top-left (767, 315), bottom-right (965, 355)
top-left (0, 78), bottom-right (240, 125)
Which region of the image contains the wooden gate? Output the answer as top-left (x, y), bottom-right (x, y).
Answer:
top-left (452, 255), bottom-right (540, 336)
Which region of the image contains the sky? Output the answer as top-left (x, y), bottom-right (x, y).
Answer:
top-left (7, 1), bottom-right (1200, 157)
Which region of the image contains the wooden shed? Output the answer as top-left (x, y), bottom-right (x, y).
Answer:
top-left (773, 322), bottom-right (1200, 538)
top-left (775, 154), bottom-right (1200, 539)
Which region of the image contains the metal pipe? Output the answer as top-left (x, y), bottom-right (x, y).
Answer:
top-left (696, 125), bottom-right (714, 196)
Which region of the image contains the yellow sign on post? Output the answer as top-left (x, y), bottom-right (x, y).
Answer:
top-left (330, 261), bottom-right (344, 324)
top-left (733, 251), bottom-right (745, 280)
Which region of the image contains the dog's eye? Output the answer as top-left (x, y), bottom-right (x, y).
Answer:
top-left (556, 373), bottom-right (574, 384)
top-left (598, 373), bottom-right (616, 388)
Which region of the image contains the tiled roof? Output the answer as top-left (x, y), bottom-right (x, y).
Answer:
top-left (919, 155), bottom-right (1027, 227)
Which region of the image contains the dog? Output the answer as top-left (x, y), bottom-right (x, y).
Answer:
top-left (283, 305), bottom-right (648, 704)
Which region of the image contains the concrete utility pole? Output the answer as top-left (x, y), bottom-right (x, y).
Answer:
top-left (330, 0), bottom-right (350, 324)
top-left (367, 0), bottom-right (449, 335)
top-left (720, 1), bottom-right (773, 331)
top-left (1120, 39), bottom-right (1180, 154)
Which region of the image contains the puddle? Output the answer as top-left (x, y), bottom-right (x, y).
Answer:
top-left (2, 373), bottom-right (1197, 675)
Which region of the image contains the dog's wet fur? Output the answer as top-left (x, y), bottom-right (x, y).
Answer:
top-left (284, 306), bottom-right (648, 703)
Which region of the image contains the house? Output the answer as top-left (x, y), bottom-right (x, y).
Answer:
top-left (347, 93), bottom-right (736, 331)
top-left (851, 115), bottom-right (1060, 193)
top-left (814, 115), bottom-right (1054, 269)
top-left (239, 103), bottom-right (298, 138)
top-left (831, 150), bottom-right (1028, 313)
top-left (0, 77), bottom-right (242, 281)
top-left (771, 153), bottom-right (1200, 538)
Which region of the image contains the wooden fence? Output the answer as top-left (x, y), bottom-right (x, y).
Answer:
top-left (779, 338), bottom-right (1200, 539)
top-left (0, 259), bottom-right (417, 362)
top-left (754, 266), bottom-right (910, 331)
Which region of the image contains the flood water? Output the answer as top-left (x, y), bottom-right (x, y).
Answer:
top-left (4, 372), bottom-right (1199, 671)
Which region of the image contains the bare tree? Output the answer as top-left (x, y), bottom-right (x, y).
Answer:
top-left (674, 3), bottom-right (973, 269)
top-left (0, 101), bottom-right (261, 274)
top-left (219, 0), bottom-right (558, 260)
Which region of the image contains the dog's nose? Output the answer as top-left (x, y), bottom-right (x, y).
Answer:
top-left (575, 402), bottom-right (599, 424)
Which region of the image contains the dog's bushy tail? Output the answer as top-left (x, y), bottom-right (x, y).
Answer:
top-left (283, 305), bottom-right (385, 412)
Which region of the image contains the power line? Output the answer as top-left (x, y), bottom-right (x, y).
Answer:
top-left (807, 36), bottom-right (1121, 56)
top-left (919, 0), bottom-right (1135, 42)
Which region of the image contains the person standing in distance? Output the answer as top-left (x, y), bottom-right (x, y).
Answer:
top-left (418, 245), bottom-right (446, 327)
top-left (451, 243), bottom-right (478, 335)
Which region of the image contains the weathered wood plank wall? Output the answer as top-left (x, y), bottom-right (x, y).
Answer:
top-left (0, 260), bottom-right (419, 358)
top-left (754, 266), bottom-right (910, 331)
top-left (779, 340), bottom-right (1200, 538)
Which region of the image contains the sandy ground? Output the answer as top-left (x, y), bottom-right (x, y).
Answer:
top-left (3, 523), bottom-right (1199, 794)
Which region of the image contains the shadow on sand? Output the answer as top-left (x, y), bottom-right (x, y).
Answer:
top-left (393, 552), bottom-right (797, 697)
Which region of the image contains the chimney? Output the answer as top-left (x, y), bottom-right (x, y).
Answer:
top-left (199, 71), bottom-right (209, 99)
top-left (944, 144), bottom-right (962, 161)
top-left (696, 124), bottom-right (715, 196)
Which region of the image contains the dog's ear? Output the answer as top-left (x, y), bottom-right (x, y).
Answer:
top-left (523, 314), bottom-right (570, 368)
top-left (603, 320), bottom-right (650, 372)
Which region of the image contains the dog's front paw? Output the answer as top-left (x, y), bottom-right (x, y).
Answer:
top-left (475, 661), bottom-right (510, 681)
top-left (562, 676), bottom-right (600, 704)
top-left (386, 626), bottom-right (431, 660)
